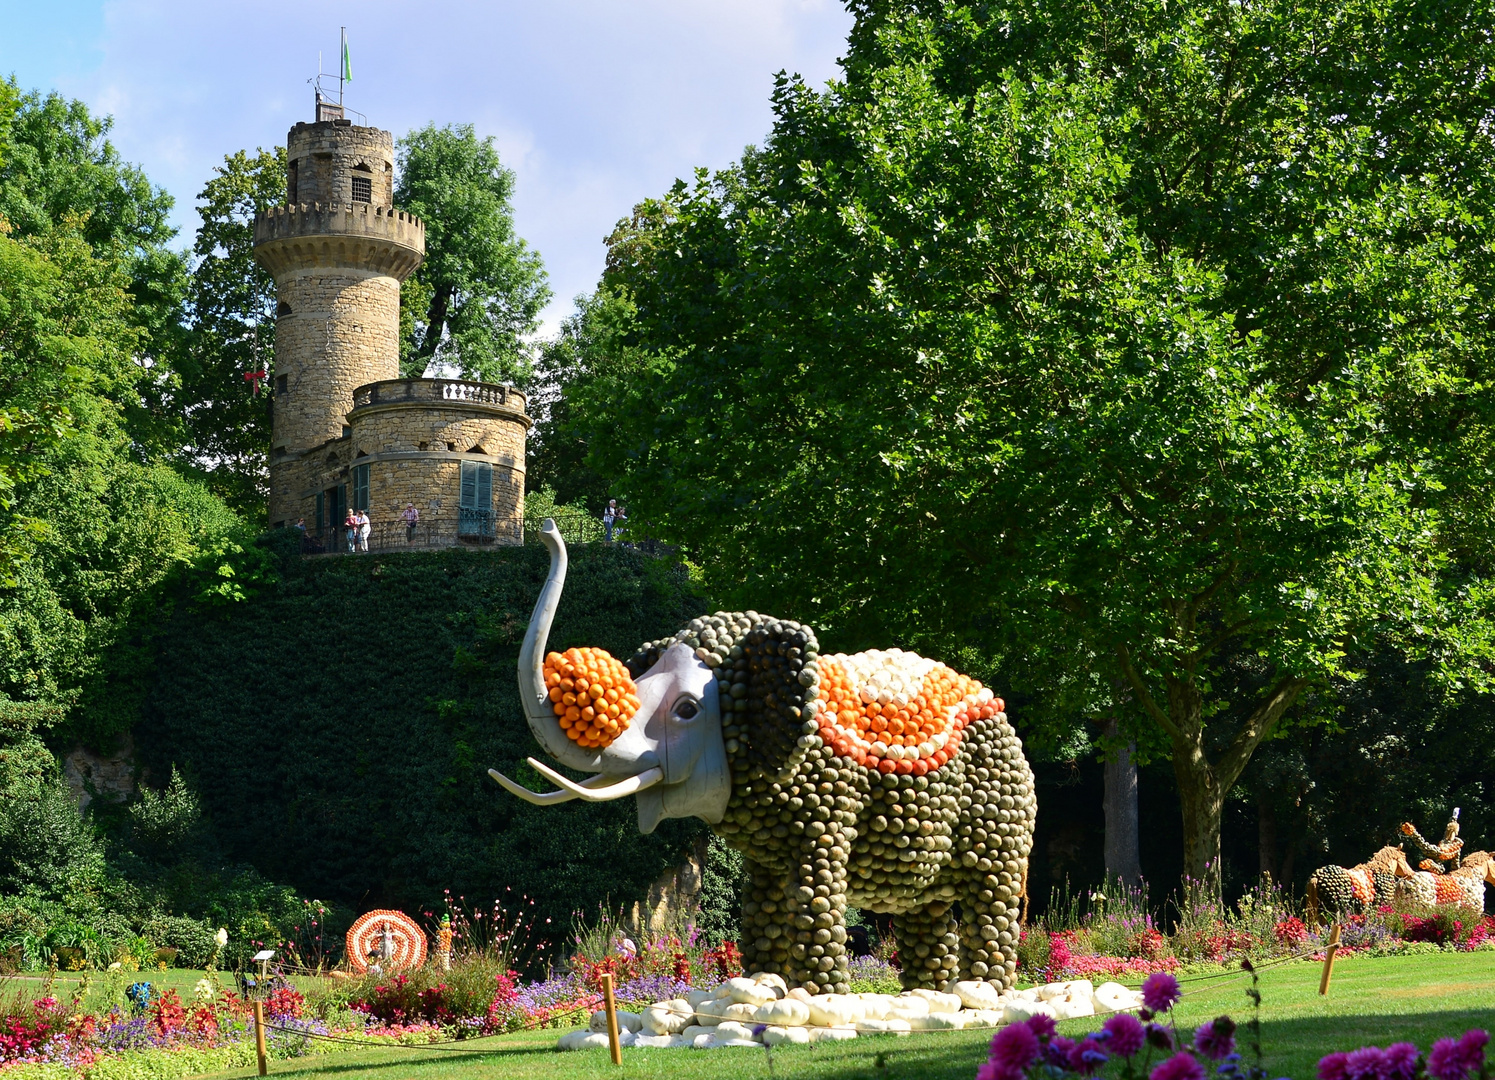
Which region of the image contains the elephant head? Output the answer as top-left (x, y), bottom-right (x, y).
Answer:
top-left (489, 520), bottom-right (730, 833)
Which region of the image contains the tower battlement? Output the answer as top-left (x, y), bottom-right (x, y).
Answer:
top-left (253, 203), bottom-right (425, 279)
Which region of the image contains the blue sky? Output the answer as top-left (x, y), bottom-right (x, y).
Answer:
top-left (2, 0), bottom-right (853, 331)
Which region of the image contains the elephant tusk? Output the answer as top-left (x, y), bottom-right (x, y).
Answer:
top-left (486, 769), bottom-right (622, 806)
top-left (526, 758), bottom-right (665, 801)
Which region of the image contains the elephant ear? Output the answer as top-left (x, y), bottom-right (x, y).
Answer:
top-left (730, 619), bottom-right (822, 780)
top-left (627, 611), bottom-right (822, 780)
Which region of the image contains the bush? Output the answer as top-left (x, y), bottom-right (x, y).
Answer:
top-left (127, 544), bottom-right (709, 929)
top-left (139, 915), bottom-right (216, 969)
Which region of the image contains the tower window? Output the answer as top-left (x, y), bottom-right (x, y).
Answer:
top-left (352, 463), bottom-right (370, 511)
top-left (276, 300), bottom-right (292, 317)
top-left (351, 176), bottom-right (372, 203)
top-left (276, 374), bottom-right (288, 396)
top-left (459, 461), bottom-right (494, 537)
top-left (288, 159), bottom-right (299, 204)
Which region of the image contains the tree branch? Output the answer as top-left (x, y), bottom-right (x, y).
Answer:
top-left (1116, 643), bottom-right (1181, 740)
top-left (1215, 674), bottom-right (1309, 790)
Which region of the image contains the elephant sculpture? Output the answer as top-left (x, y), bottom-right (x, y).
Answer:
top-left (491, 521), bottom-right (1038, 995)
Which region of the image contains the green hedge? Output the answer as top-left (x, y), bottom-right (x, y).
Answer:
top-left (129, 542), bottom-right (708, 932)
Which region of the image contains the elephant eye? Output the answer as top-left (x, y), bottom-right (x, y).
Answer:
top-left (675, 698), bottom-right (699, 720)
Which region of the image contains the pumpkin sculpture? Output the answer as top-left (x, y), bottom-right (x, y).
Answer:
top-left (492, 521), bottom-right (1037, 994)
top-left (1395, 850), bottom-right (1495, 915)
top-left (1306, 845), bottom-right (1414, 924)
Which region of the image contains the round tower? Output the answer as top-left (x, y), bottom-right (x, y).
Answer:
top-left (253, 119), bottom-right (425, 527)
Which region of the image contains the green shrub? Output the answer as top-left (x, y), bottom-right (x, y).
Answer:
top-left (125, 543), bottom-right (708, 935)
top-left (695, 835), bottom-right (743, 949)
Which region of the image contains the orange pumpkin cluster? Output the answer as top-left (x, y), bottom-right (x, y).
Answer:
top-left (816, 656), bottom-right (1005, 776)
top-left (544, 647), bottom-right (642, 749)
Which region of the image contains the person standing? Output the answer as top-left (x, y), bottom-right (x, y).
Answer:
top-left (401, 503), bottom-right (420, 543)
top-left (603, 499), bottom-right (618, 542)
top-left (356, 508), bottom-right (371, 552)
top-left (344, 508), bottom-right (358, 553)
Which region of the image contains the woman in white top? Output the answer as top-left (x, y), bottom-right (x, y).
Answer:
top-left (357, 510), bottom-right (371, 552)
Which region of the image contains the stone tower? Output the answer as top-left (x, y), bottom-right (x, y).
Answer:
top-left (253, 115), bottom-right (530, 549)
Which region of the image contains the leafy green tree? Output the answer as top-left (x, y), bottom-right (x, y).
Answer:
top-left (572, 0), bottom-right (1495, 881)
top-left (396, 124), bottom-right (550, 383)
top-left (528, 288), bottom-right (653, 510)
top-left (174, 148), bottom-right (285, 520)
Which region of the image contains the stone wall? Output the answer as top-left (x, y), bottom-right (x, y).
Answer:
top-left (64, 734), bottom-right (137, 811)
top-left (287, 120), bottom-right (394, 207)
top-left (267, 270), bottom-right (401, 525)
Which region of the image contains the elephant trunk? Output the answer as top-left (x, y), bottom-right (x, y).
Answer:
top-left (515, 519), bottom-right (604, 772)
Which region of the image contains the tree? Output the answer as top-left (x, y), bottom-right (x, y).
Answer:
top-left (174, 148), bottom-right (285, 520)
top-left (569, 0), bottom-right (1495, 882)
top-left (528, 288), bottom-right (653, 510)
top-left (0, 83), bottom-right (187, 461)
top-left (395, 124), bottom-right (550, 383)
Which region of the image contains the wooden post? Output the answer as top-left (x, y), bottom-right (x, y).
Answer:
top-left (601, 972), bottom-right (622, 1065)
top-left (253, 1000), bottom-right (269, 1075)
top-left (1318, 923), bottom-right (1342, 996)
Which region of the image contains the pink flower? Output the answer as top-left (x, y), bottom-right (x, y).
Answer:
top-left (1384, 1043), bottom-right (1420, 1080)
top-left (983, 1022), bottom-right (1040, 1080)
top-left (1343, 1047), bottom-right (1385, 1080)
top-left (1142, 972), bottom-right (1182, 1013)
top-left (1150, 1051), bottom-right (1206, 1080)
top-left (1428, 1031), bottom-right (1489, 1080)
top-left (1193, 1018), bottom-right (1237, 1061)
top-left (1026, 1013), bottom-right (1058, 1042)
top-left (1318, 1052), bottom-right (1350, 1080)
top-left (1104, 1013), bottom-right (1146, 1058)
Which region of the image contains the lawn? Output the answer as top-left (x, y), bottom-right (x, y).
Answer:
top-left (189, 951), bottom-right (1495, 1080)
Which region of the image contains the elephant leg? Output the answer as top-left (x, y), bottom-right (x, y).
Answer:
top-left (739, 859), bottom-right (789, 978)
top-left (893, 904), bottom-right (960, 991)
top-left (785, 840), bottom-right (851, 995)
top-left (958, 886), bottom-right (1020, 989)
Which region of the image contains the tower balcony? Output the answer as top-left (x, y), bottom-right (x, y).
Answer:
top-left (252, 203), bottom-right (425, 280)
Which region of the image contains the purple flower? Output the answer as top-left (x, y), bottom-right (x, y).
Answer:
top-left (1047, 1035), bottom-right (1077, 1068)
top-left (985, 1021), bottom-right (1040, 1080)
top-left (1429, 1031), bottom-right (1489, 1080)
top-left (1026, 1013), bottom-right (1058, 1042)
top-left (1194, 1018), bottom-right (1237, 1061)
top-left (1319, 1052), bottom-right (1350, 1080)
top-left (1429, 1039), bottom-right (1466, 1080)
top-left (1151, 1051), bottom-right (1207, 1080)
top-left (1344, 1047), bottom-right (1386, 1080)
top-left (1384, 1043), bottom-right (1420, 1080)
top-left (1104, 1013), bottom-right (1147, 1058)
top-left (1143, 972), bottom-right (1183, 1013)
top-left (1068, 1037), bottom-right (1109, 1075)
top-left (1147, 1023), bottom-right (1178, 1051)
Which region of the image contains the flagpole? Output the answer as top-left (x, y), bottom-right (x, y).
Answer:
top-left (339, 27), bottom-right (346, 108)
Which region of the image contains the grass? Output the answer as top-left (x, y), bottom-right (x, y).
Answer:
top-left (183, 951), bottom-right (1495, 1080)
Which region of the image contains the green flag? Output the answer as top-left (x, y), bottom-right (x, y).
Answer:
top-left (341, 28), bottom-right (352, 82)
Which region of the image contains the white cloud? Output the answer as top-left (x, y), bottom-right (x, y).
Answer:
top-left (7, 0), bottom-right (852, 332)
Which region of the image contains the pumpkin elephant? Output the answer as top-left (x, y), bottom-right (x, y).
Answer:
top-left (491, 521), bottom-right (1038, 994)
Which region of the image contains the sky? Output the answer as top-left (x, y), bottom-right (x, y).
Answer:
top-left (1, 0), bottom-right (854, 332)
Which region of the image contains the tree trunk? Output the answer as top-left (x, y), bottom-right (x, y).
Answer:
top-left (1172, 746), bottom-right (1225, 886)
top-left (1101, 717), bottom-right (1142, 887)
top-left (1118, 641), bottom-right (1307, 892)
top-left (1257, 791), bottom-right (1278, 883)
top-left (420, 283), bottom-right (453, 360)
